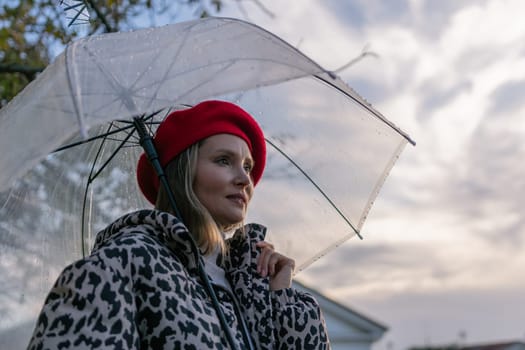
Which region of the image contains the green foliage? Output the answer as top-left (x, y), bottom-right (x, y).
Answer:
top-left (0, 0), bottom-right (225, 107)
top-left (0, 0), bottom-right (79, 106)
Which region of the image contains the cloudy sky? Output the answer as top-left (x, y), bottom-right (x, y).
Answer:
top-left (218, 1), bottom-right (525, 349)
top-left (3, 1), bottom-right (523, 349)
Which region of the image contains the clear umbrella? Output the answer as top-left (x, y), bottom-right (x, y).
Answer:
top-left (0, 17), bottom-right (414, 345)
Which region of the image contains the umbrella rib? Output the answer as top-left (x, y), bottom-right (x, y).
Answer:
top-left (53, 110), bottom-right (162, 153)
top-left (79, 23), bottom-right (194, 115)
top-left (83, 45), bottom-right (139, 112)
top-left (169, 61), bottom-right (239, 103)
top-left (52, 53), bottom-right (317, 122)
top-left (80, 182), bottom-right (91, 258)
top-left (313, 73), bottom-right (416, 146)
top-left (88, 125), bottom-right (137, 182)
top-left (134, 21), bottom-right (194, 111)
top-left (81, 122), bottom-right (116, 256)
top-left (53, 124), bottom-right (135, 152)
top-left (80, 121), bottom-right (119, 257)
top-left (265, 138), bottom-right (363, 240)
top-left (92, 55), bottom-right (314, 111)
top-left (80, 123), bottom-right (137, 256)
top-left (86, 111), bottom-right (162, 182)
top-left (138, 57), bottom-right (313, 94)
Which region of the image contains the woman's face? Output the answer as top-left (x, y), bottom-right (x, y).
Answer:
top-left (194, 134), bottom-right (254, 228)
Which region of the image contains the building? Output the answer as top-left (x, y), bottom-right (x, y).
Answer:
top-left (294, 281), bottom-right (388, 350)
top-left (462, 342), bottom-right (525, 350)
top-left (410, 341), bottom-right (525, 350)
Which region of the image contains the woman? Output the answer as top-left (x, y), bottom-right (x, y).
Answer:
top-left (28, 100), bottom-right (331, 349)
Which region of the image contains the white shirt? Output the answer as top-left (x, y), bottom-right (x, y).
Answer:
top-left (203, 247), bottom-right (233, 292)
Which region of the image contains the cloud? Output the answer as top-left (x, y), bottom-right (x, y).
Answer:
top-left (417, 79), bottom-right (473, 118)
top-left (417, 0), bottom-right (483, 39)
top-left (488, 79), bottom-right (525, 115)
top-left (447, 113), bottom-right (525, 247)
top-left (350, 285), bottom-right (525, 350)
top-left (322, 1), bottom-right (367, 29)
top-left (220, 1), bottom-right (525, 349)
top-left (323, 0), bottom-right (411, 29)
top-left (303, 224), bottom-right (525, 292)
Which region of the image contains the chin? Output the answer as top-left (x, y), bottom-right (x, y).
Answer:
top-left (218, 217), bottom-right (245, 231)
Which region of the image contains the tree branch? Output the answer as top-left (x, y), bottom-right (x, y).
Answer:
top-left (234, 0), bottom-right (275, 20)
top-left (0, 64), bottom-right (44, 79)
top-left (249, 0), bottom-right (275, 18)
top-left (85, 0), bottom-right (115, 32)
top-left (334, 44), bottom-right (379, 73)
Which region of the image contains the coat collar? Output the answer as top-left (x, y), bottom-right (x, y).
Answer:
top-left (93, 209), bottom-right (267, 272)
top-left (93, 209), bottom-right (200, 269)
top-left (223, 223), bottom-right (275, 348)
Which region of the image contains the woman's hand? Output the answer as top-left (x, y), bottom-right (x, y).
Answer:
top-left (256, 241), bottom-right (296, 291)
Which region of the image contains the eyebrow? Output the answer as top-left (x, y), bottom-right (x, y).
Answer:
top-left (214, 149), bottom-right (254, 163)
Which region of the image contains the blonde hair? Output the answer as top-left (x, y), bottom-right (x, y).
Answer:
top-left (155, 142), bottom-right (226, 255)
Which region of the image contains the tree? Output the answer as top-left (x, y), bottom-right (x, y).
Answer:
top-left (0, 0), bottom-right (69, 106)
top-left (0, 0), bottom-right (274, 107)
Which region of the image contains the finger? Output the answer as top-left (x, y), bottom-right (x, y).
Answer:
top-left (268, 254), bottom-right (295, 276)
top-left (256, 241), bottom-right (274, 275)
top-left (267, 253), bottom-right (283, 276)
top-left (256, 241), bottom-right (274, 249)
top-left (258, 247), bottom-right (273, 276)
top-left (269, 261), bottom-right (295, 290)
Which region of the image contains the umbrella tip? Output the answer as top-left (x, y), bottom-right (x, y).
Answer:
top-left (326, 70), bottom-right (337, 80)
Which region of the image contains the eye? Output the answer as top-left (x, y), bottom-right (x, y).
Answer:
top-left (244, 162), bottom-right (253, 173)
top-left (216, 157), bottom-right (230, 165)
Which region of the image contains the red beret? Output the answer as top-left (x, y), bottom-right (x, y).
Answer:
top-left (137, 100), bottom-right (266, 205)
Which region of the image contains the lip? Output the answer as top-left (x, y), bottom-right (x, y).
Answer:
top-left (226, 193), bottom-right (247, 205)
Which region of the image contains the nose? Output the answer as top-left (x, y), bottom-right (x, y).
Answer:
top-left (235, 166), bottom-right (252, 187)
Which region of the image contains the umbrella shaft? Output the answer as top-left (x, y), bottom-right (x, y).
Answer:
top-left (132, 117), bottom-right (182, 219)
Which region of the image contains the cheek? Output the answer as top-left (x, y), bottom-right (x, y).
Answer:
top-left (246, 184), bottom-right (255, 202)
top-left (193, 173), bottom-right (209, 202)
top-left (194, 162), bottom-right (213, 186)
top-left (194, 166), bottom-right (223, 199)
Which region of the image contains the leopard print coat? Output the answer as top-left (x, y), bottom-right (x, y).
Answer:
top-left (28, 210), bottom-right (330, 349)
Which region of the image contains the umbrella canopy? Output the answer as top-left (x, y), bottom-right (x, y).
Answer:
top-left (0, 17), bottom-right (414, 342)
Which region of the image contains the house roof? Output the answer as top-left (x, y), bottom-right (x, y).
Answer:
top-left (293, 280), bottom-right (388, 343)
top-left (411, 340), bottom-right (525, 350)
top-left (461, 341), bottom-right (525, 350)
